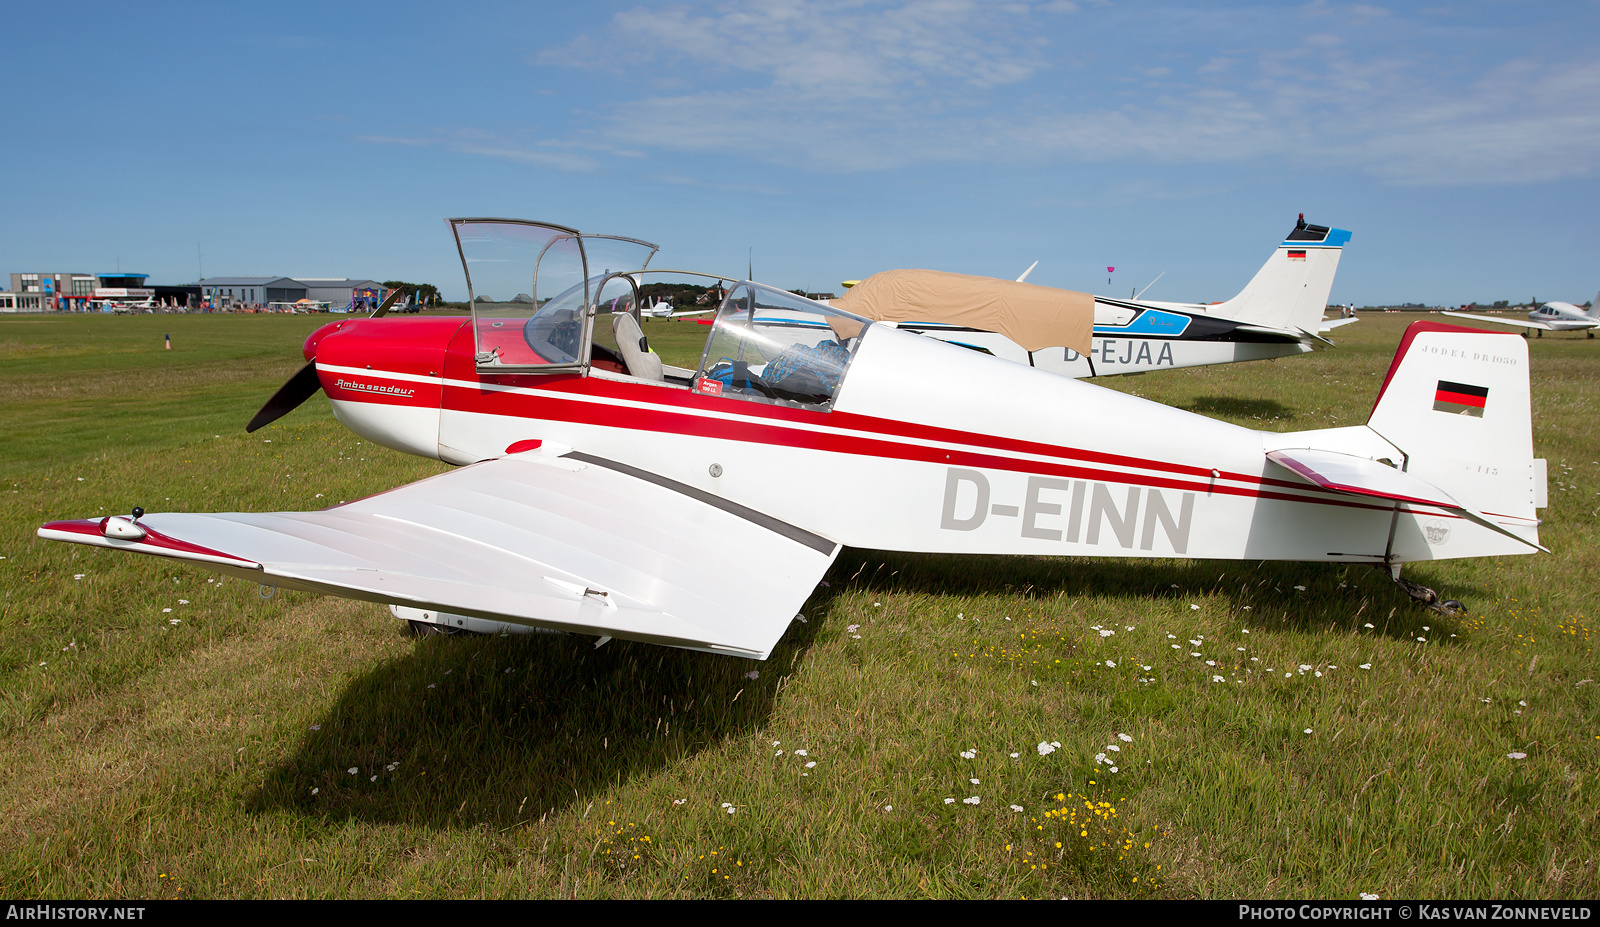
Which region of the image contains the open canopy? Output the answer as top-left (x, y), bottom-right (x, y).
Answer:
top-left (832, 268), bottom-right (1094, 355)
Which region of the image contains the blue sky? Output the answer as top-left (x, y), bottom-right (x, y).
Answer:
top-left (3, 1), bottom-right (1596, 305)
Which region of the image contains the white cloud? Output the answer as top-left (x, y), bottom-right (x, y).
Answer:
top-left (357, 130), bottom-right (604, 172)
top-left (519, 1), bottom-right (1600, 185)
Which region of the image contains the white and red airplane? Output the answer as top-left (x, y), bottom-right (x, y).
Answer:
top-left (1444, 296), bottom-right (1599, 338)
top-left (39, 219), bottom-right (1547, 660)
top-left (842, 216), bottom-right (1355, 377)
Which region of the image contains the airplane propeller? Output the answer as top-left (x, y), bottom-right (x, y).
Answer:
top-left (245, 288), bottom-right (406, 432)
top-left (245, 361), bottom-right (321, 433)
top-left (368, 287), bottom-right (404, 319)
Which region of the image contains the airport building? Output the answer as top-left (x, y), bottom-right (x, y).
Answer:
top-left (7, 272), bottom-right (98, 311)
top-left (197, 277), bottom-right (388, 310)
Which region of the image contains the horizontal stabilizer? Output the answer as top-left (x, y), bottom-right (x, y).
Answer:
top-left (39, 451), bottom-right (840, 659)
top-left (1266, 448), bottom-right (1544, 552)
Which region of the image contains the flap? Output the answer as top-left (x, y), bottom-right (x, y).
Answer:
top-left (1266, 448), bottom-right (1545, 552)
top-left (39, 452), bottom-right (839, 659)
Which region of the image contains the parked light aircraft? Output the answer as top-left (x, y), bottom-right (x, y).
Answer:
top-left (39, 219), bottom-right (1547, 660)
top-left (96, 297), bottom-right (160, 314)
top-left (1444, 295), bottom-right (1599, 337)
top-left (842, 216), bottom-right (1354, 377)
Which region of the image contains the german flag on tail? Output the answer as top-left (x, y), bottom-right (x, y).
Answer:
top-left (1434, 380), bottom-right (1488, 417)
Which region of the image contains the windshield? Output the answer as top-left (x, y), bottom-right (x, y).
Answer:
top-left (694, 284), bottom-right (871, 408)
top-left (449, 219), bottom-right (658, 369)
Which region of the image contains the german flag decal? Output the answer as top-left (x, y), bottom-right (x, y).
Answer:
top-left (1286, 250), bottom-right (1307, 261)
top-left (1434, 380), bottom-right (1488, 417)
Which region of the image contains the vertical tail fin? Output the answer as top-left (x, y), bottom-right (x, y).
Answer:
top-left (1366, 321), bottom-right (1544, 548)
top-left (1209, 218), bottom-right (1350, 331)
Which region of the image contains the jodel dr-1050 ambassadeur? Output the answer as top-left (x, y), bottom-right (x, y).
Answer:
top-left (40, 219), bottom-right (1548, 660)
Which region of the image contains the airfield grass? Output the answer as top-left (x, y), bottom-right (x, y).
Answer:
top-left (0, 311), bottom-right (1595, 899)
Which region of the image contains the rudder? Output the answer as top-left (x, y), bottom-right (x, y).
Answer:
top-left (1367, 321), bottom-right (1544, 531)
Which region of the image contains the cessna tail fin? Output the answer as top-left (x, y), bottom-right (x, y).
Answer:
top-left (1209, 217), bottom-right (1350, 332)
top-left (1365, 321), bottom-right (1544, 548)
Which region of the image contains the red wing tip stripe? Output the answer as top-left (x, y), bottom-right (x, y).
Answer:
top-left (40, 519), bottom-right (259, 566)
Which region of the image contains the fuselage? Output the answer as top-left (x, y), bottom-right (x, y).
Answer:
top-left (1529, 301), bottom-right (1597, 330)
top-left (897, 299), bottom-right (1315, 376)
top-left (306, 315), bottom-right (1522, 566)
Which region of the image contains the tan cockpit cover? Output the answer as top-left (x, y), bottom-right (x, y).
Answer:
top-left (832, 269), bottom-right (1094, 355)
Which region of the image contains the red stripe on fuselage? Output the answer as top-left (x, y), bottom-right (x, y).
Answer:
top-left (446, 382), bottom-right (1422, 514)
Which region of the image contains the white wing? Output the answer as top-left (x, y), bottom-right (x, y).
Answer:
top-left (39, 451), bottom-right (840, 659)
top-left (1441, 311), bottom-right (1562, 331)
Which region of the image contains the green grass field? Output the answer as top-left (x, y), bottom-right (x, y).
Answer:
top-left (1, 310), bottom-right (1594, 899)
